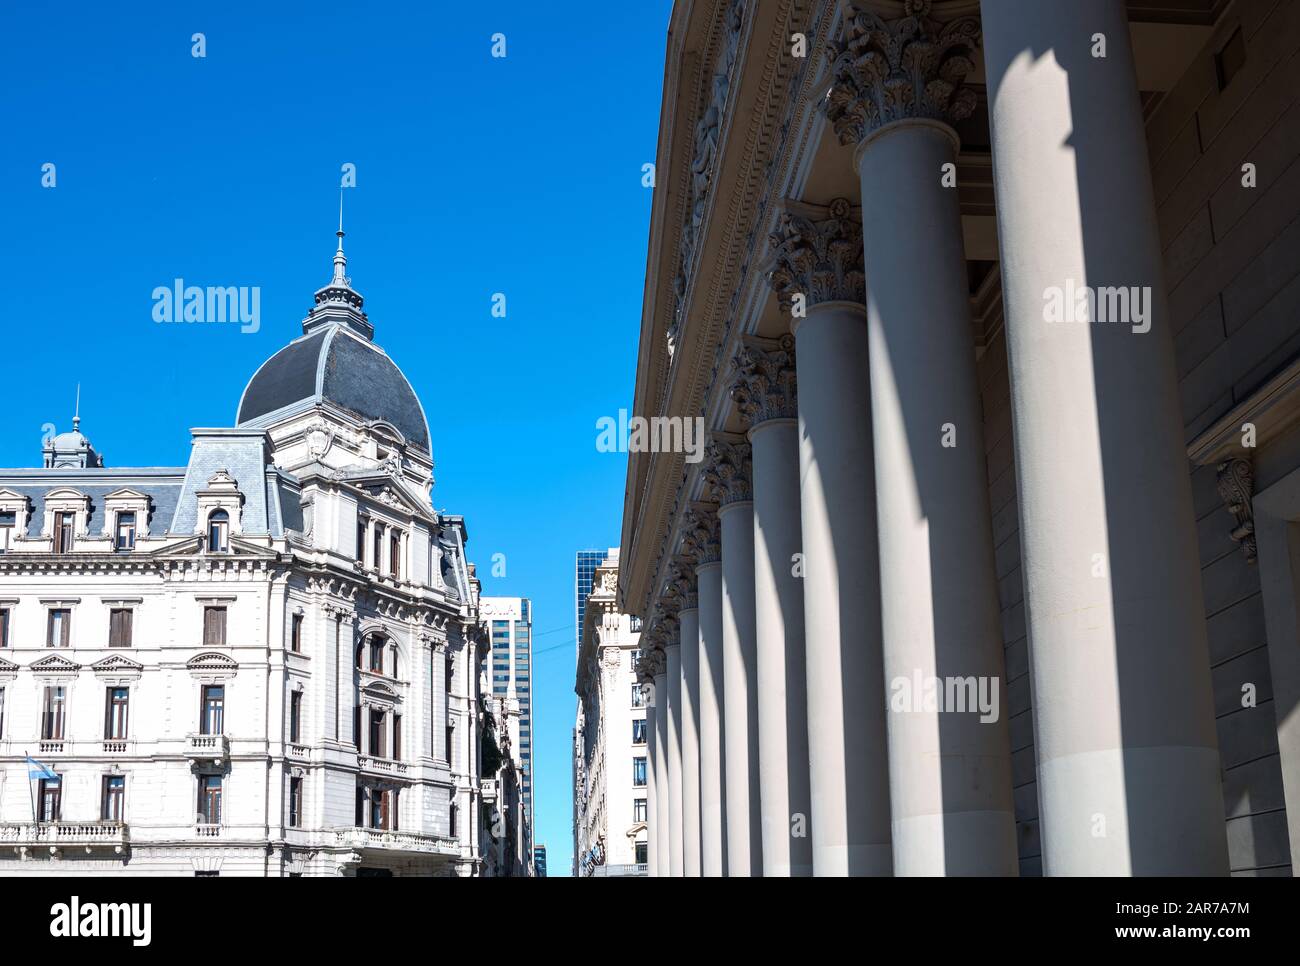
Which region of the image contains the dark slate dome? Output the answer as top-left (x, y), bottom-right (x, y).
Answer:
top-left (236, 224), bottom-right (431, 453)
top-left (237, 325), bottom-right (431, 452)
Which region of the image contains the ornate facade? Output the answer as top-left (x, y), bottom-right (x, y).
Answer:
top-left (625, 0), bottom-right (1300, 876)
top-left (573, 551), bottom-right (648, 876)
top-left (0, 230), bottom-right (497, 876)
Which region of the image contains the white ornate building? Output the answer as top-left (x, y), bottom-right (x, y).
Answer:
top-left (626, 0), bottom-right (1300, 876)
top-left (573, 551), bottom-right (648, 876)
top-left (0, 227), bottom-right (496, 876)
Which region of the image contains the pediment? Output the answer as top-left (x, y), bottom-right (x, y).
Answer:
top-left (361, 680), bottom-right (399, 702)
top-left (29, 653), bottom-right (80, 674)
top-left (92, 654), bottom-right (144, 674)
top-left (187, 651), bottom-right (239, 672)
top-left (0, 656), bottom-right (18, 674)
top-left (104, 487), bottom-right (151, 502)
top-left (43, 487), bottom-right (88, 501)
top-left (0, 488), bottom-right (30, 504)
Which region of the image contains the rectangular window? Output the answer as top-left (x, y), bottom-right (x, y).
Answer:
top-left (373, 527), bottom-right (383, 571)
top-left (198, 775), bottom-right (222, 825)
top-left (634, 798), bottom-right (647, 822)
top-left (0, 687), bottom-right (5, 738)
top-left (633, 718), bottom-right (647, 744)
top-left (633, 756), bottom-right (647, 787)
top-left (290, 691), bottom-right (303, 743)
top-left (42, 686), bottom-right (66, 740)
top-left (203, 606), bottom-right (227, 647)
top-left (0, 607), bottom-right (8, 647)
top-left (370, 788), bottom-right (385, 829)
top-left (370, 709), bottom-right (386, 758)
top-left (108, 608), bottom-right (133, 647)
top-left (0, 509), bottom-right (15, 551)
top-left (47, 608), bottom-right (71, 647)
top-left (102, 775), bottom-right (125, 821)
top-left (105, 686), bottom-right (129, 740)
top-left (393, 713), bottom-right (402, 761)
top-left (356, 519), bottom-right (367, 565)
top-left (390, 534), bottom-right (401, 579)
top-left (445, 726), bottom-right (453, 764)
top-left (291, 613), bottom-right (303, 653)
top-left (355, 786), bottom-right (365, 826)
top-left (353, 706), bottom-right (361, 750)
top-left (288, 776), bottom-right (303, 828)
top-left (200, 685), bottom-right (224, 735)
top-left (53, 512), bottom-right (74, 553)
top-left (38, 777), bottom-right (61, 821)
top-left (631, 683), bottom-right (645, 708)
top-left (635, 841), bottom-right (648, 864)
top-left (115, 511), bottom-right (136, 550)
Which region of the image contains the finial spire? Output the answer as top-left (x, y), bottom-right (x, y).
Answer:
top-left (73, 383), bottom-right (81, 432)
top-left (332, 191), bottom-right (348, 286)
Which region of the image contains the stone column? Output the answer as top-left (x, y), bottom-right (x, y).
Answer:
top-left (979, 0), bottom-right (1228, 874)
top-left (663, 616), bottom-right (685, 877)
top-left (706, 438), bottom-right (763, 876)
top-left (643, 658), bottom-right (659, 878)
top-left (730, 335), bottom-right (813, 876)
top-left (767, 200), bottom-right (892, 875)
top-left (652, 651), bottom-right (671, 876)
top-left (669, 563), bottom-right (702, 876)
top-left (821, 1), bottom-right (1016, 875)
top-left (684, 507), bottom-right (728, 876)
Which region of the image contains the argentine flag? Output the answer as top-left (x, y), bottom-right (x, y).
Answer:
top-left (25, 756), bottom-right (58, 781)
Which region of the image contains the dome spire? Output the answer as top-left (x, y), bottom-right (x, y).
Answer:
top-left (304, 195), bottom-right (372, 340)
top-left (332, 191), bottom-right (348, 286)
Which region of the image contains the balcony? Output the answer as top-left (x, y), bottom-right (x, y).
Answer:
top-left (357, 755), bottom-right (409, 777)
top-left (102, 739), bottom-right (129, 754)
top-left (194, 823), bottom-right (222, 838)
top-left (38, 740), bottom-right (64, 755)
top-left (185, 733), bottom-right (230, 765)
top-left (334, 827), bottom-right (459, 856)
top-left (588, 863), bottom-right (648, 877)
top-left (0, 822), bottom-right (128, 855)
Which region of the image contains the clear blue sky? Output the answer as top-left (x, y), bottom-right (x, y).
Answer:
top-left (0, 0), bottom-right (672, 876)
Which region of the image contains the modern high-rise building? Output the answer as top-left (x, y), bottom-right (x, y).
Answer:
top-left (480, 596), bottom-right (533, 836)
top-left (574, 550), bottom-right (607, 659)
top-left (533, 843), bottom-right (547, 877)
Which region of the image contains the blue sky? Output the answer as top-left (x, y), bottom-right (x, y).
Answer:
top-left (0, 0), bottom-right (672, 875)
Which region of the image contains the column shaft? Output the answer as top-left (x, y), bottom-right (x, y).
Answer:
top-left (697, 561), bottom-right (728, 875)
top-left (679, 607), bottom-right (702, 876)
top-left (794, 300), bottom-right (892, 875)
top-left (653, 671), bottom-right (671, 875)
top-left (720, 502), bottom-right (762, 875)
top-left (749, 419), bottom-right (812, 876)
top-left (856, 120), bottom-right (1017, 875)
top-left (646, 701), bottom-right (658, 877)
top-left (982, 0), bottom-right (1227, 874)
top-left (665, 643), bottom-right (685, 876)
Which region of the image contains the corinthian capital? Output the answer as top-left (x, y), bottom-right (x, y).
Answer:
top-left (731, 334), bottom-right (797, 428)
top-left (704, 437), bottom-right (753, 506)
top-left (822, 0), bottom-right (981, 147)
top-left (664, 558), bottom-right (699, 611)
top-left (679, 505), bottom-right (721, 568)
top-left (766, 198), bottom-right (865, 313)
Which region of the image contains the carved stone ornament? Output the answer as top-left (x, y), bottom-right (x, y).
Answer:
top-left (667, 0), bottom-right (748, 357)
top-left (1216, 458), bottom-right (1257, 563)
top-left (664, 558), bottom-right (698, 611)
top-left (731, 334), bottom-right (797, 428)
top-left (766, 198), bottom-right (865, 313)
top-left (679, 506), bottom-right (721, 567)
top-left (703, 437), bottom-right (753, 506)
top-left (822, 0), bottom-right (981, 148)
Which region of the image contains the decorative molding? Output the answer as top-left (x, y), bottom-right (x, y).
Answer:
top-left (664, 558), bottom-right (698, 611)
top-left (1187, 353), bottom-right (1300, 465)
top-left (29, 653), bottom-right (81, 677)
top-left (766, 198), bottom-right (865, 312)
top-left (821, 0), bottom-right (981, 148)
top-left (1216, 458), bottom-right (1257, 564)
top-left (731, 333), bottom-right (797, 428)
top-left (703, 436), bottom-right (753, 506)
top-left (91, 654), bottom-right (144, 682)
top-left (186, 651), bottom-right (239, 682)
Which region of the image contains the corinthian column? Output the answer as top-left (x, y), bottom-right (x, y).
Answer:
top-left (661, 614), bottom-right (685, 877)
top-left (668, 561), bottom-right (702, 876)
top-left (730, 335), bottom-right (812, 876)
top-left (979, 0), bottom-right (1227, 875)
top-left (821, 0), bottom-right (1016, 875)
top-left (705, 437), bottom-right (763, 876)
top-left (640, 654), bottom-right (660, 878)
top-left (683, 506), bottom-right (727, 875)
top-left (767, 200), bottom-right (892, 875)
top-left (651, 646), bottom-right (671, 876)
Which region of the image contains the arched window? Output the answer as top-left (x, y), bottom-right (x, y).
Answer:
top-left (369, 635), bottom-right (385, 675)
top-left (207, 510), bottom-right (229, 552)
